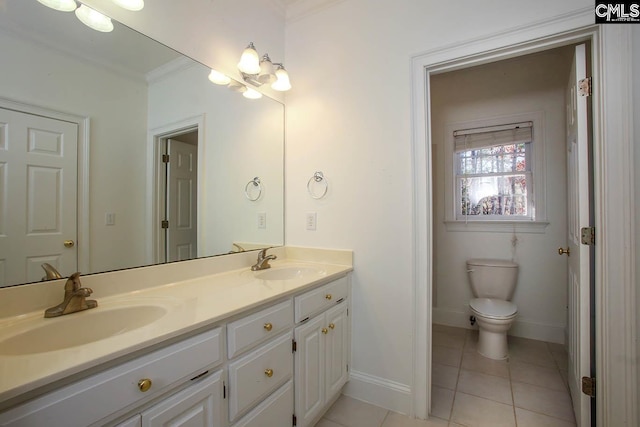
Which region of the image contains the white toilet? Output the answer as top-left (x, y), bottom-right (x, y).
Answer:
top-left (467, 258), bottom-right (519, 360)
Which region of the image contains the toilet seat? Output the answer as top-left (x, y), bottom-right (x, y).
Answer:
top-left (470, 298), bottom-right (517, 320)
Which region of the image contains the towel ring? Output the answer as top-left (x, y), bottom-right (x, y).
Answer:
top-left (244, 177), bottom-right (262, 201)
top-left (307, 171), bottom-right (328, 199)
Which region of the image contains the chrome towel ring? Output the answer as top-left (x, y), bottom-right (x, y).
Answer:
top-left (307, 171), bottom-right (328, 199)
top-left (244, 177), bottom-right (262, 201)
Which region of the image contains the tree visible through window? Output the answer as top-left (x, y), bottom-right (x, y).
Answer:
top-left (454, 124), bottom-right (533, 220)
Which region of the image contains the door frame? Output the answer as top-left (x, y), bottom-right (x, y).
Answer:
top-left (0, 97), bottom-right (90, 274)
top-left (146, 115), bottom-right (204, 264)
top-left (410, 10), bottom-right (637, 427)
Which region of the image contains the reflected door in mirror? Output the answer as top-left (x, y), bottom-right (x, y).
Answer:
top-left (0, 108), bottom-right (78, 287)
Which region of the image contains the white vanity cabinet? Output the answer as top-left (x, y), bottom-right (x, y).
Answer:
top-left (294, 277), bottom-right (350, 427)
top-left (0, 328), bottom-right (223, 427)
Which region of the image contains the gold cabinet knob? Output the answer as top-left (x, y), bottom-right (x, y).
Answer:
top-left (264, 368), bottom-right (274, 378)
top-left (558, 247), bottom-right (571, 256)
top-left (322, 327), bottom-right (328, 334)
top-left (325, 294), bottom-right (332, 300)
top-left (263, 322), bottom-right (273, 331)
top-left (64, 240), bottom-right (75, 248)
top-left (329, 323), bottom-right (335, 330)
top-left (138, 378), bottom-right (152, 392)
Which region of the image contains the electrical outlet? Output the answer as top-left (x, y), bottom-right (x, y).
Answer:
top-left (306, 212), bottom-right (317, 231)
top-left (105, 212), bottom-right (116, 226)
top-left (257, 212), bottom-right (266, 229)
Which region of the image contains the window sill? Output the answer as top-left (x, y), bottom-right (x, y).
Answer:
top-left (443, 220), bottom-right (550, 233)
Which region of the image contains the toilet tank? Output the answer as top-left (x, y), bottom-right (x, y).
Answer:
top-left (467, 259), bottom-right (519, 300)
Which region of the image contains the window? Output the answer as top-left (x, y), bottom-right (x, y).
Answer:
top-left (454, 122), bottom-right (534, 221)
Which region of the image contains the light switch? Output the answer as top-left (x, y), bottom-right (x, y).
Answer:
top-left (306, 212), bottom-right (317, 231)
top-left (257, 212), bottom-right (267, 229)
top-left (105, 212), bottom-right (116, 226)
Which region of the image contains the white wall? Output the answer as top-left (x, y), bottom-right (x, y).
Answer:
top-left (284, 0), bottom-right (591, 413)
top-left (633, 25), bottom-right (640, 416)
top-left (0, 32), bottom-right (148, 274)
top-left (147, 62), bottom-right (284, 255)
top-left (431, 48), bottom-right (573, 343)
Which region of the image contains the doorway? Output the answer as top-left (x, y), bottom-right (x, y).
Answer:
top-left (428, 44), bottom-right (592, 425)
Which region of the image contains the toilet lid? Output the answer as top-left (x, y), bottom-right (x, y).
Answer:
top-left (469, 298), bottom-right (518, 319)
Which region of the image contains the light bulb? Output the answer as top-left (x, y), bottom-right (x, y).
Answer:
top-left (243, 88), bottom-right (263, 99)
top-left (75, 5), bottom-right (114, 32)
top-left (271, 65), bottom-right (291, 91)
top-left (36, 0), bottom-right (77, 12)
top-left (208, 69), bottom-right (231, 85)
top-left (258, 55), bottom-right (277, 84)
top-left (237, 43), bottom-right (261, 75)
top-left (111, 0), bottom-right (144, 11)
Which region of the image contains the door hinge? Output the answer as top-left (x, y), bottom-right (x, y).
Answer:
top-left (162, 154), bottom-right (170, 163)
top-left (161, 220), bottom-right (169, 229)
top-left (581, 227), bottom-right (595, 245)
top-left (292, 414), bottom-right (297, 426)
top-left (582, 376), bottom-right (596, 397)
top-left (578, 77), bottom-right (591, 97)
top-left (223, 381), bottom-right (226, 399)
top-left (292, 339), bottom-right (297, 353)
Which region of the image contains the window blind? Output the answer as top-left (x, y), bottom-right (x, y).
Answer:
top-left (453, 122), bottom-right (532, 152)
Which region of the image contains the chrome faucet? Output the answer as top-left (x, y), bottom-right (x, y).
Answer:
top-left (251, 248), bottom-right (277, 271)
top-left (44, 272), bottom-right (98, 318)
top-left (41, 263), bottom-right (63, 281)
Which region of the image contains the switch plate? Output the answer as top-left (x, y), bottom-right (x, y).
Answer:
top-left (306, 212), bottom-right (317, 231)
top-left (257, 212), bottom-right (266, 229)
top-left (105, 212), bottom-right (116, 226)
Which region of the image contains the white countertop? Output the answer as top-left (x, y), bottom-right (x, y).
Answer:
top-left (0, 248), bottom-right (352, 407)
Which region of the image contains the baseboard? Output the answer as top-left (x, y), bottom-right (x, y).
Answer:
top-left (433, 307), bottom-right (565, 344)
top-left (342, 370), bottom-right (412, 415)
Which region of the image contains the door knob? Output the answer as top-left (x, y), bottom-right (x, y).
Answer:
top-left (558, 247), bottom-right (570, 256)
top-left (264, 369), bottom-right (274, 378)
top-left (263, 322), bottom-right (273, 331)
top-left (64, 240), bottom-right (75, 248)
top-left (138, 378), bottom-right (152, 392)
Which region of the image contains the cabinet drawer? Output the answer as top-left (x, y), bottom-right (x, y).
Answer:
top-left (295, 276), bottom-right (348, 323)
top-left (231, 380), bottom-right (293, 427)
top-left (228, 332), bottom-right (293, 421)
top-left (0, 328), bottom-right (222, 427)
top-left (227, 299), bottom-right (293, 358)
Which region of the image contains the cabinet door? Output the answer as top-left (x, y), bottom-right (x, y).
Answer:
top-left (115, 415), bottom-right (142, 427)
top-left (324, 302), bottom-right (349, 401)
top-left (141, 370), bottom-right (222, 427)
top-left (294, 316), bottom-right (325, 427)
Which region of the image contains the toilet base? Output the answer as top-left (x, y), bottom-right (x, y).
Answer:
top-left (477, 328), bottom-right (509, 360)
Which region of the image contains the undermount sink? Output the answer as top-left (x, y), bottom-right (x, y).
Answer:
top-left (255, 266), bottom-right (323, 281)
top-left (0, 305), bottom-right (168, 355)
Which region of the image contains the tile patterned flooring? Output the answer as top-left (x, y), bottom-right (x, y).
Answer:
top-left (315, 325), bottom-right (575, 427)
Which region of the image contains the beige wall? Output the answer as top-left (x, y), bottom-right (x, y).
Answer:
top-left (430, 47), bottom-right (574, 343)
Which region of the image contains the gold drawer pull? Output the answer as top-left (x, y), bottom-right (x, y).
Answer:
top-left (264, 322), bottom-right (273, 331)
top-left (329, 323), bottom-right (335, 329)
top-left (138, 378), bottom-right (152, 392)
top-left (325, 294), bottom-right (332, 300)
top-left (264, 368), bottom-right (274, 378)
top-left (322, 327), bottom-right (328, 334)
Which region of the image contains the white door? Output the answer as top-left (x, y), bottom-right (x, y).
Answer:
top-left (324, 302), bottom-right (349, 401)
top-left (0, 108), bottom-right (78, 286)
top-left (166, 138), bottom-right (197, 262)
top-left (565, 43), bottom-right (591, 427)
top-left (294, 315), bottom-right (325, 427)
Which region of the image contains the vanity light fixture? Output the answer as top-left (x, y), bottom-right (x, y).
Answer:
top-left (238, 42), bottom-right (291, 91)
top-left (208, 69), bottom-right (231, 85)
top-left (75, 4), bottom-right (114, 32)
top-left (36, 0), bottom-right (77, 12)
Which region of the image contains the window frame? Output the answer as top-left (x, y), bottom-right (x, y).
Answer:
top-left (443, 112), bottom-right (549, 233)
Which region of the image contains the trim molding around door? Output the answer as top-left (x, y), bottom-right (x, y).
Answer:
top-left (146, 115), bottom-right (205, 265)
top-left (410, 10), bottom-right (637, 427)
top-left (0, 97), bottom-right (90, 274)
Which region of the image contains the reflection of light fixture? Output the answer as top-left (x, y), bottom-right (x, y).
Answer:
top-left (111, 0), bottom-right (145, 11)
top-left (227, 81), bottom-right (247, 93)
top-left (243, 88), bottom-right (263, 100)
top-left (75, 5), bottom-right (114, 32)
top-left (36, 0), bottom-right (77, 12)
top-left (208, 69), bottom-right (231, 85)
top-left (238, 42), bottom-right (291, 91)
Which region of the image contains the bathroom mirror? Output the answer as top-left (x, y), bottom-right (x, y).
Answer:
top-left (0, 1), bottom-right (284, 288)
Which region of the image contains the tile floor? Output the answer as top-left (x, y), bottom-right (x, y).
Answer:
top-left (315, 325), bottom-right (575, 427)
